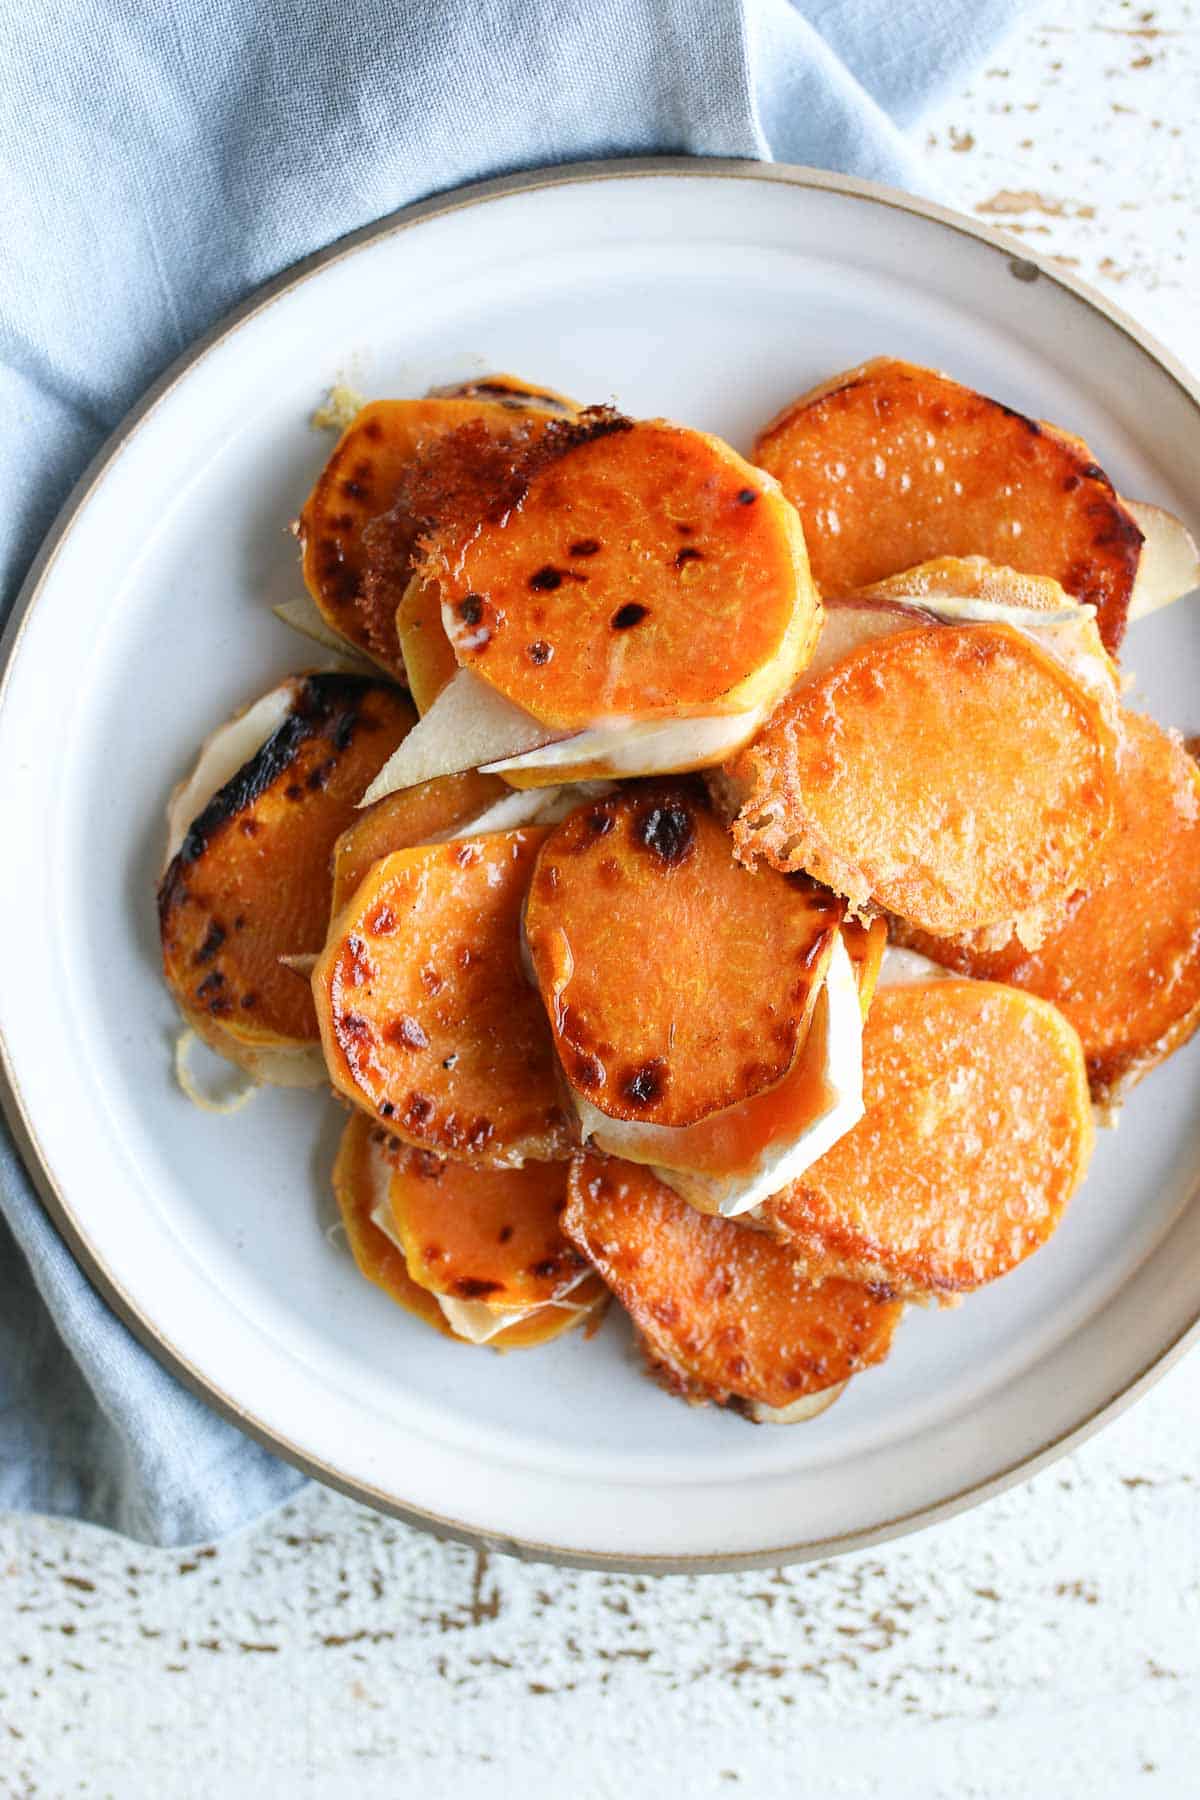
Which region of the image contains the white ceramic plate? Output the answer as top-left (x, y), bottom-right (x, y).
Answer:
top-left (2, 160), bottom-right (1199, 1570)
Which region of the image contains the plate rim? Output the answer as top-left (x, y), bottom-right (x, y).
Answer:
top-left (3, 153), bottom-right (1199, 1570)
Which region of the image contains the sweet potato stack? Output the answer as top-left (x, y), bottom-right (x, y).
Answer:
top-left (156, 359), bottom-right (1200, 1422)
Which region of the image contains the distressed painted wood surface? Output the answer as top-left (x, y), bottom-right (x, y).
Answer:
top-left (2, 1), bottom-right (1198, 1794)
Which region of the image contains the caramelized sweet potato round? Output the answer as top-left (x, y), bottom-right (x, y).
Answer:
top-left (388, 1150), bottom-right (588, 1307)
top-left (159, 675), bottom-right (414, 1071)
top-left (762, 980), bottom-right (1094, 1296)
top-left (754, 358), bottom-right (1143, 652)
top-left (564, 1154), bottom-right (903, 1412)
top-left (334, 1113), bottom-right (594, 1347)
top-left (423, 414), bottom-right (819, 730)
top-left (314, 829), bottom-right (572, 1165)
top-left (330, 768), bottom-right (507, 918)
top-left (897, 710), bottom-right (1200, 1103)
top-left (730, 622), bottom-right (1118, 938)
top-left (298, 383), bottom-right (570, 674)
top-left (524, 783), bottom-right (844, 1128)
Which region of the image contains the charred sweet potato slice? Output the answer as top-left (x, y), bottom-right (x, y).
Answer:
top-left (762, 981), bottom-right (1094, 1296)
top-left (334, 1114), bottom-right (595, 1347)
top-left (753, 358), bottom-right (1143, 652)
top-left (387, 1149), bottom-right (589, 1307)
top-left (330, 768), bottom-right (507, 918)
top-left (427, 373), bottom-right (577, 414)
top-left (564, 1155), bottom-right (903, 1414)
top-left (524, 783), bottom-right (844, 1128)
top-left (897, 710), bottom-right (1200, 1103)
top-left (422, 413), bottom-right (820, 730)
top-left (313, 829), bottom-right (572, 1164)
top-left (159, 676), bottom-right (414, 1082)
top-left (298, 385), bottom-right (570, 673)
top-left (730, 622), bottom-right (1118, 939)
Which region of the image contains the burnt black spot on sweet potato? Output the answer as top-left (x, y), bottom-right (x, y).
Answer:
top-left (634, 799), bottom-right (695, 865)
top-left (192, 921), bottom-right (226, 966)
top-left (621, 1059), bottom-right (667, 1108)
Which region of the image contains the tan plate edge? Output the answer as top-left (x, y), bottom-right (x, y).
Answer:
top-left (2, 155), bottom-right (1199, 1570)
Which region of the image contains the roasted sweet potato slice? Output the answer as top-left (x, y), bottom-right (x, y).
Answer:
top-left (313, 829), bottom-right (572, 1164)
top-left (334, 1113), bottom-right (597, 1347)
top-left (387, 1149), bottom-right (588, 1307)
top-left (330, 768), bottom-right (507, 918)
top-left (159, 675), bottom-right (414, 1085)
top-left (564, 1154), bottom-right (903, 1416)
top-left (730, 621), bottom-right (1118, 940)
top-left (297, 383), bottom-right (570, 673)
top-left (524, 782), bottom-right (844, 1128)
top-left (753, 357), bottom-right (1143, 652)
top-left (896, 709), bottom-right (1200, 1104)
top-left (762, 980), bottom-right (1094, 1296)
top-left (422, 412), bottom-right (820, 731)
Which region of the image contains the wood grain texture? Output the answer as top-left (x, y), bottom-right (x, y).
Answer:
top-left (2, 1), bottom-right (1198, 1793)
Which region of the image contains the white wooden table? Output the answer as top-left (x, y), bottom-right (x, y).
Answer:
top-left (3, 2), bottom-right (1198, 1793)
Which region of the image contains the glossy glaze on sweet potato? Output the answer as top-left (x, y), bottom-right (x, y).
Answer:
top-left (298, 383), bottom-right (570, 673)
top-left (754, 358), bottom-right (1142, 652)
top-left (313, 829), bottom-right (572, 1165)
top-left (730, 622), bottom-right (1118, 939)
top-left (421, 412), bottom-right (820, 730)
top-left (524, 782), bottom-right (843, 1128)
top-left (159, 675), bottom-right (414, 1060)
top-left (896, 709), bottom-right (1200, 1103)
top-left (762, 980), bottom-right (1094, 1296)
top-left (329, 768), bottom-right (507, 918)
top-left (564, 1154), bottom-right (903, 1412)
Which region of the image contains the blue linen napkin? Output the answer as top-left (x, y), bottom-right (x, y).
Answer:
top-left (0, 0), bottom-right (1025, 1545)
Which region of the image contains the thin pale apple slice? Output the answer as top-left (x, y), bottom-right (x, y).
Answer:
top-left (164, 680), bottom-right (299, 869)
top-left (358, 669), bottom-right (556, 805)
top-left (482, 705), bottom-right (770, 785)
top-left (395, 575), bottom-right (457, 713)
top-left (1125, 501), bottom-right (1200, 622)
top-left (271, 595), bottom-right (381, 671)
